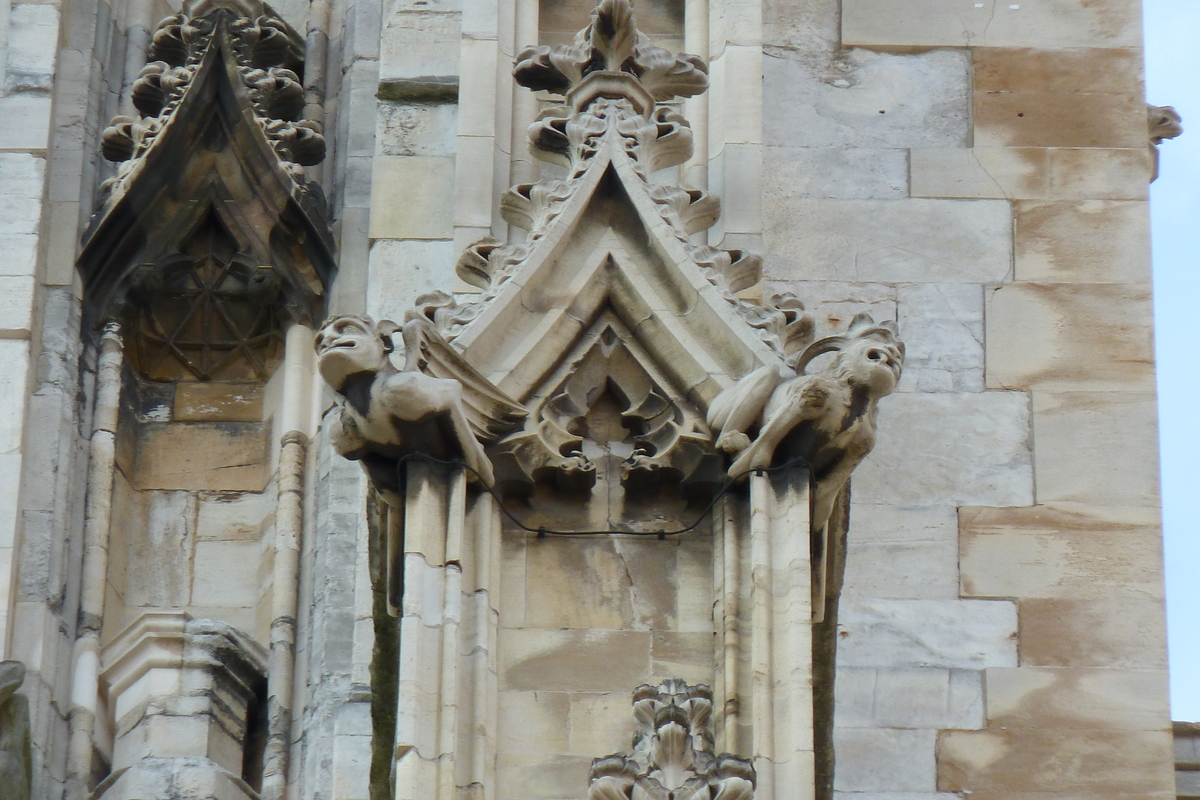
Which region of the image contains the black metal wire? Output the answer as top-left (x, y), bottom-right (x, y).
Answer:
top-left (390, 450), bottom-right (815, 538)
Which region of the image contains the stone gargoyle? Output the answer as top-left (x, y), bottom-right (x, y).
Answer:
top-left (707, 313), bottom-right (904, 533)
top-left (0, 661), bottom-right (31, 800)
top-left (315, 314), bottom-right (525, 501)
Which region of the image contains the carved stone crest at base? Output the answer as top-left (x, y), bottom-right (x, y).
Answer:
top-left (588, 680), bottom-right (755, 800)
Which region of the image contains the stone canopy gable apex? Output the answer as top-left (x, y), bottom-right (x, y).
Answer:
top-left (404, 0), bottom-right (814, 412)
top-left (76, 0), bottom-right (335, 336)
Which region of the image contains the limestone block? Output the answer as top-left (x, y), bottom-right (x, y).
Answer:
top-left (1048, 148), bottom-right (1150, 201)
top-left (379, 11), bottom-right (460, 81)
top-left (0, 95), bottom-right (51, 152)
top-left (843, 505), bottom-right (959, 600)
top-left (499, 629), bottom-right (651, 692)
top-left (973, 48), bottom-right (1146, 149)
top-left (1018, 596), bottom-right (1167, 669)
top-left (454, 136), bottom-right (497, 228)
top-left (500, 532), bottom-right (526, 626)
top-left (843, 0), bottom-right (1141, 49)
top-left (0, 452), bottom-right (13, 542)
top-left (496, 754), bottom-right (592, 800)
top-left (896, 283), bottom-right (983, 393)
top-left (498, 691), bottom-right (569, 755)
top-left (1031, 391), bottom-right (1159, 506)
top-left (98, 758), bottom-right (259, 800)
top-left (651, 632), bottom-right (712, 684)
top-left (565, 692), bottom-right (629, 757)
top-left (378, 101), bottom-right (459, 157)
top-left (366, 240), bottom-right (456, 319)
top-left (909, 148), bottom-right (1048, 200)
top-left (833, 728), bottom-right (937, 792)
top-left (959, 504), bottom-right (1164, 600)
top-left (986, 283), bottom-right (1154, 391)
top-left (4, 5), bottom-right (59, 93)
top-left (1014, 199), bottom-right (1151, 283)
top-left (173, 383), bottom-right (263, 422)
top-left (853, 392), bottom-right (1033, 508)
top-left (937, 728), bottom-right (1175, 795)
top-left (765, 146), bottom-right (906, 200)
top-left (763, 48), bottom-right (969, 149)
top-left (331, 723), bottom-right (372, 800)
top-left (838, 598), bottom-right (1017, 669)
top-left (124, 492), bottom-right (196, 608)
top-left (523, 537), bottom-right (677, 630)
top-left (196, 491), bottom-right (272, 542)
top-left (191, 539), bottom-right (262, 610)
top-left (764, 199), bottom-right (1012, 284)
top-left (984, 667), bottom-right (1169, 731)
top-left (0, 155), bottom-right (43, 236)
top-left (0, 235), bottom-right (36, 280)
top-left (134, 423), bottom-right (270, 492)
top-left (835, 666), bottom-right (984, 730)
top-left (717, 143), bottom-right (762, 236)
top-left (0, 341), bottom-right (29, 453)
top-left (675, 535), bottom-right (713, 633)
top-left (457, 38), bottom-right (500, 139)
top-left (369, 156), bottom-right (456, 240)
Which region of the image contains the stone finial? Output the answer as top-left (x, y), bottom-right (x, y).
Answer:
top-left (708, 313), bottom-right (905, 533)
top-left (0, 661), bottom-right (32, 800)
top-left (513, 0), bottom-right (707, 106)
top-left (314, 315), bottom-right (525, 498)
top-left (100, 0), bottom-right (321, 179)
top-left (587, 680), bottom-right (754, 800)
top-left (1148, 104), bottom-right (1182, 182)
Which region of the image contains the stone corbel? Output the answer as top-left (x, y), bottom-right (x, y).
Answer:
top-left (1148, 104), bottom-right (1183, 182)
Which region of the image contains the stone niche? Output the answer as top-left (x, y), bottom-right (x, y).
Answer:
top-left (94, 613), bottom-right (267, 800)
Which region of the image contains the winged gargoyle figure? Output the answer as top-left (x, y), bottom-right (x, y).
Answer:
top-left (315, 314), bottom-right (526, 502)
top-left (707, 313), bottom-right (904, 534)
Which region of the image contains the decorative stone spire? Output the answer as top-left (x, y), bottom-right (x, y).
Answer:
top-left (587, 681), bottom-right (755, 800)
top-left (101, 0), bottom-right (325, 192)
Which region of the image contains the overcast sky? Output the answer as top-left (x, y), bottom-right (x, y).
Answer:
top-left (1144, 0), bottom-right (1200, 721)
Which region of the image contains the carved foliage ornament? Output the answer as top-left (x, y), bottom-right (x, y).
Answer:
top-left (588, 681), bottom-right (754, 800)
top-left (102, 0), bottom-right (323, 179)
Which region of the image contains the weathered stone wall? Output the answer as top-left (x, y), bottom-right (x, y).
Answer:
top-left (0, 0), bottom-right (1175, 798)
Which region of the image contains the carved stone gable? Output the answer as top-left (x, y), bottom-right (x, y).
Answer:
top-left (78, 0), bottom-right (335, 382)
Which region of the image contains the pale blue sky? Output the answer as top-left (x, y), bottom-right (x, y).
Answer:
top-left (1145, 0), bottom-right (1200, 721)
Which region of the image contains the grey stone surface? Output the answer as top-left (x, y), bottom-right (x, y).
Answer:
top-left (764, 199), bottom-right (1013, 284)
top-left (843, 505), bottom-right (959, 600)
top-left (4, 5), bottom-right (60, 93)
top-left (838, 598), bottom-right (1018, 669)
top-left (832, 728), bottom-right (937, 792)
top-left (835, 666), bottom-right (984, 730)
top-left (764, 146), bottom-right (907, 199)
top-left (854, 392), bottom-right (1033, 507)
top-left (896, 283), bottom-right (984, 393)
top-left (763, 47), bottom-right (970, 149)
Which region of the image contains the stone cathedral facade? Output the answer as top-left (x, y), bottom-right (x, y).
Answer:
top-left (0, 0), bottom-right (1180, 798)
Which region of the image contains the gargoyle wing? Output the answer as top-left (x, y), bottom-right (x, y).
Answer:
top-left (400, 317), bottom-right (528, 443)
top-left (706, 364), bottom-right (783, 437)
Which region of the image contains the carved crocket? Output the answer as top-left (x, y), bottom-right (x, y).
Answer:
top-left (316, 315), bottom-right (525, 500)
top-left (707, 313), bottom-right (904, 534)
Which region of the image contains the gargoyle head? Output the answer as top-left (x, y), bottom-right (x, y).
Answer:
top-left (796, 313), bottom-right (904, 399)
top-left (314, 314), bottom-right (400, 391)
